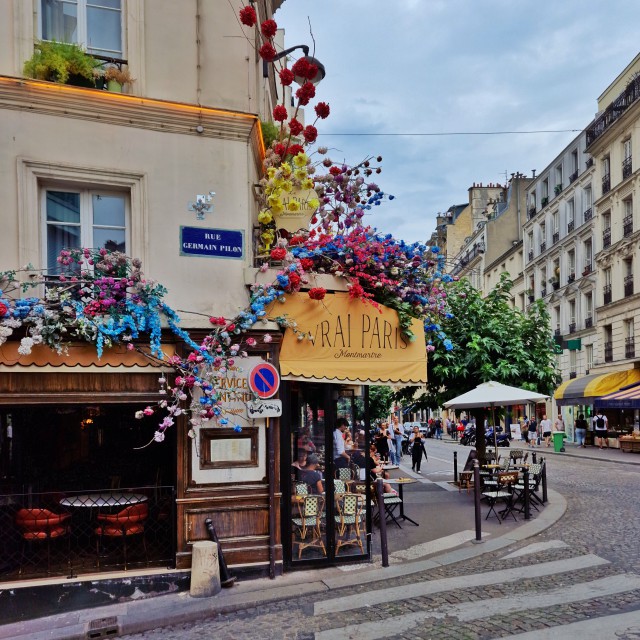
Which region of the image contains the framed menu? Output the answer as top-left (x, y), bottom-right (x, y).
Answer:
top-left (199, 427), bottom-right (258, 469)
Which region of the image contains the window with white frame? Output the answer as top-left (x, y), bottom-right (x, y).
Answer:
top-left (624, 197), bottom-right (633, 218)
top-left (625, 318), bottom-right (635, 339)
top-left (527, 231), bottom-right (533, 254)
top-left (585, 292), bottom-right (593, 318)
top-left (586, 344), bottom-right (593, 370)
top-left (571, 150), bottom-right (578, 174)
top-left (555, 164), bottom-right (563, 188)
top-left (552, 211), bottom-right (559, 233)
top-left (40, 0), bottom-right (123, 58)
top-left (584, 186), bottom-right (592, 208)
top-left (603, 210), bottom-right (611, 230)
top-left (542, 178), bottom-right (549, 199)
top-left (603, 155), bottom-right (610, 175)
top-left (569, 299), bottom-right (576, 324)
top-left (624, 138), bottom-right (632, 161)
top-left (43, 188), bottom-right (128, 274)
top-left (540, 222), bottom-right (546, 245)
top-left (568, 249), bottom-right (575, 276)
top-left (567, 199), bottom-right (575, 225)
top-left (584, 238), bottom-right (592, 271)
top-left (569, 349), bottom-right (576, 373)
top-left (554, 306), bottom-right (560, 330)
top-left (604, 267), bottom-right (612, 286)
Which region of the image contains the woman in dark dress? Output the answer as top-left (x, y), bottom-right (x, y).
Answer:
top-left (375, 423), bottom-right (390, 463)
top-left (410, 426), bottom-right (427, 474)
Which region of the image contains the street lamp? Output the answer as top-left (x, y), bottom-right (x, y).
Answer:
top-left (262, 45), bottom-right (326, 85)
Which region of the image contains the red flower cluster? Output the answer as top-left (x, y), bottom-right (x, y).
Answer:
top-left (0, 301), bottom-right (7, 317)
top-left (288, 143), bottom-right (304, 156)
top-left (288, 118), bottom-right (304, 136)
top-left (260, 19), bottom-right (278, 38)
top-left (303, 125), bottom-right (318, 143)
top-left (270, 247), bottom-right (287, 260)
top-left (288, 235), bottom-right (305, 246)
top-left (308, 287), bottom-right (327, 301)
top-left (348, 283), bottom-right (365, 299)
top-left (287, 272), bottom-right (301, 290)
top-left (314, 102), bottom-right (330, 119)
top-left (291, 58), bottom-right (318, 82)
top-left (299, 258), bottom-right (314, 271)
top-left (259, 42), bottom-right (277, 61)
top-left (329, 165), bottom-right (342, 176)
top-left (273, 105), bottom-right (288, 122)
top-left (279, 68), bottom-right (294, 86)
top-left (295, 82), bottom-right (316, 106)
top-left (208, 316), bottom-right (227, 326)
top-left (239, 6), bottom-right (257, 27)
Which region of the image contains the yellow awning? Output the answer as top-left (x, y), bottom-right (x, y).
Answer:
top-left (554, 369), bottom-right (640, 405)
top-left (273, 292), bottom-right (427, 386)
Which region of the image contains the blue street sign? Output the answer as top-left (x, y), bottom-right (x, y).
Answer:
top-left (180, 226), bottom-right (244, 259)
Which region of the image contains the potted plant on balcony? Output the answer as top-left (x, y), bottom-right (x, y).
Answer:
top-left (554, 184), bottom-right (563, 196)
top-left (104, 66), bottom-right (134, 93)
top-left (548, 276), bottom-right (560, 290)
top-left (23, 41), bottom-right (100, 87)
top-left (541, 196), bottom-right (549, 207)
top-left (525, 288), bottom-right (535, 303)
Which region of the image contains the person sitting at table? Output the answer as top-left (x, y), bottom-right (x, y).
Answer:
top-left (344, 430), bottom-right (355, 452)
top-left (291, 450), bottom-right (308, 480)
top-left (297, 428), bottom-right (316, 454)
top-left (298, 454), bottom-right (324, 494)
top-left (366, 450), bottom-right (396, 494)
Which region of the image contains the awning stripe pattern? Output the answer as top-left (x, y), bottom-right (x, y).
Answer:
top-left (595, 381), bottom-right (640, 409)
top-left (554, 369), bottom-right (640, 406)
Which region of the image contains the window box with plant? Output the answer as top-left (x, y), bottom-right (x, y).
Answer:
top-left (541, 196), bottom-right (549, 207)
top-left (548, 276), bottom-right (560, 290)
top-left (23, 41), bottom-right (101, 87)
top-left (554, 184), bottom-right (563, 196)
top-left (525, 288), bottom-right (535, 302)
top-left (103, 66), bottom-right (134, 93)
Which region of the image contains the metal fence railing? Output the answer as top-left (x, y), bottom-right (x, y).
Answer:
top-left (0, 486), bottom-right (175, 580)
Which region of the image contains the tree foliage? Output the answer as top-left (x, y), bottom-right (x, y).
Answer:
top-left (368, 386), bottom-right (396, 422)
top-left (397, 273), bottom-right (560, 411)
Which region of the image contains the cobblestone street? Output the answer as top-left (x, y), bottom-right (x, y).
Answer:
top-left (120, 448), bottom-right (640, 639)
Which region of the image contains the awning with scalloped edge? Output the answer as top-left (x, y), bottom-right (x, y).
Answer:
top-left (554, 369), bottom-right (640, 406)
top-left (273, 292), bottom-right (427, 386)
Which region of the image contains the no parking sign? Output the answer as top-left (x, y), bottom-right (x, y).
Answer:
top-left (248, 362), bottom-right (280, 399)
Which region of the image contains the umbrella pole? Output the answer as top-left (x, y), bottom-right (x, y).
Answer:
top-left (492, 404), bottom-right (497, 452)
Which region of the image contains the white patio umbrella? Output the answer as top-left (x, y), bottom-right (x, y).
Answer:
top-left (443, 381), bottom-right (549, 450)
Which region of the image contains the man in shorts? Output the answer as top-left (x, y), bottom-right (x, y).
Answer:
top-left (539, 414), bottom-right (552, 447)
top-left (593, 412), bottom-right (609, 449)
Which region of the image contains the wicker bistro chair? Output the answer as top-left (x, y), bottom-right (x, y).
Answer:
top-left (335, 467), bottom-right (353, 482)
top-left (372, 487), bottom-right (403, 529)
top-left (292, 494), bottom-right (326, 559)
top-left (333, 479), bottom-right (347, 496)
top-left (512, 463), bottom-right (544, 512)
top-left (95, 503), bottom-right (149, 570)
top-left (15, 508), bottom-right (72, 575)
top-left (335, 493), bottom-right (365, 554)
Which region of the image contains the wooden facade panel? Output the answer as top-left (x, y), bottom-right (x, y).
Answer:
top-left (0, 372), bottom-right (160, 395)
top-left (184, 505), bottom-right (269, 543)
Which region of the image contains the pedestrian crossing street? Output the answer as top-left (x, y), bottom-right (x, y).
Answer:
top-left (313, 542), bottom-right (640, 639)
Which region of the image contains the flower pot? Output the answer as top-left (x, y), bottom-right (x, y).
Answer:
top-left (107, 80), bottom-right (123, 93)
top-left (552, 282), bottom-right (559, 290)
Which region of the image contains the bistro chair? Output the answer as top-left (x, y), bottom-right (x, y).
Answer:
top-left (481, 471), bottom-right (518, 524)
top-left (373, 487), bottom-right (403, 529)
top-left (335, 467), bottom-right (353, 482)
top-left (95, 503), bottom-right (149, 570)
top-left (292, 495), bottom-right (326, 559)
top-left (513, 463), bottom-right (544, 512)
top-left (333, 479), bottom-right (347, 496)
top-left (335, 493), bottom-right (365, 555)
top-left (15, 507), bottom-right (72, 576)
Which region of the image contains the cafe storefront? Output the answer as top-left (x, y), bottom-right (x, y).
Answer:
top-left (273, 292), bottom-right (427, 568)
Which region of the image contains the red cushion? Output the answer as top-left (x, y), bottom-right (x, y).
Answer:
top-left (22, 525), bottom-right (68, 540)
top-left (16, 509), bottom-right (70, 530)
top-left (95, 523), bottom-right (145, 537)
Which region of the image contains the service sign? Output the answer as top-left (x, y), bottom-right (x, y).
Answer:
top-left (246, 399), bottom-right (283, 419)
top-left (273, 188), bottom-right (318, 232)
top-left (180, 226), bottom-right (244, 259)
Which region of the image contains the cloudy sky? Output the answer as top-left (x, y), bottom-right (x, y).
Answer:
top-left (275, 0), bottom-right (640, 243)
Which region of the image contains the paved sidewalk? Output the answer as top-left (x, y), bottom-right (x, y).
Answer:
top-left (0, 464), bottom-right (567, 640)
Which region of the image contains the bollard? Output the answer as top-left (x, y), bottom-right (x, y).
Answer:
top-left (205, 518), bottom-right (236, 588)
top-left (541, 461), bottom-right (548, 504)
top-left (472, 459), bottom-right (482, 543)
top-left (453, 451), bottom-right (458, 484)
top-left (190, 540), bottom-right (221, 598)
top-left (376, 478), bottom-right (389, 567)
top-left (523, 468), bottom-right (530, 521)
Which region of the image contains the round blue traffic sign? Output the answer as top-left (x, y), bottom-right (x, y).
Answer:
top-left (248, 362), bottom-right (280, 399)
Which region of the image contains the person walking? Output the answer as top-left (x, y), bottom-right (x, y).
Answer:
top-left (575, 413), bottom-right (588, 448)
top-left (593, 411), bottom-right (609, 449)
top-left (540, 414), bottom-right (552, 447)
top-left (392, 416), bottom-right (404, 463)
top-left (527, 416), bottom-right (538, 448)
top-left (434, 417), bottom-right (443, 440)
top-left (410, 425), bottom-right (428, 474)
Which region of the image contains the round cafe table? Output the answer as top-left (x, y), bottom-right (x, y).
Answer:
top-left (386, 477), bottom-right (419, 526)
top-left (60, 493), bottom-right (148, 509)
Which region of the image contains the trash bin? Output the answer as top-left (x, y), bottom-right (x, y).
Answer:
top-left (553, 431), bottom-right (566, 453)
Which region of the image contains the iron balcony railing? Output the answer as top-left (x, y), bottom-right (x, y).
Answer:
top-left (585, 316), bottom-right (593, 329)
top-left (626, 337), bottom-right (636, 359)
top-left (567, 220), bottom-right (575, 233)
top-left (541, 287), bottom-right (547, 297)
top-left (540, 241), bottom-right (546, 253)
top-left (603, 283), bottom-right (612, 304)
top-left (569, 170), bottom-right (578, 184)
top-left (586, 75), bottom-right (640, 147)
top-left (527, 206), bottom-right (537, 220)
top-left (586, 157), bottom-right (594, 169)
top-left (569, 322), bottom-right (576, 334)
top-left (602, 173), bottom-right (611, 196)
top-left (604, 341), bottom-right (613, 362)
top-left (552, 231), bottom-right (559, 244)
top-left (623, 215), bottom-right (634, 237)
top-left (583, 207), bottom-right (592, 222)
top-left (528, 249), bottom-right (534, 261)
top-left (554, 328), bottom-right (561, 337)
top-left (624, 274), bottom-right (634, 297)
top-left (582, 263), bottom-right (592, 276)
top-left (0, 486), bottom-right (175, 581)
top-left (569, 371), bottom-right (577, 379)
top-left (623, 156), bottom-right (633, 180)
top-left (603, 228), bottom-right (611, 248)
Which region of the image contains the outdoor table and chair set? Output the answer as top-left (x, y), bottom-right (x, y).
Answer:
top-left (471, 448), bottom-right (546, 523)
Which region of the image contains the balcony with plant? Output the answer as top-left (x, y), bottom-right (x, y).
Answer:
top-left (23, 41), bottom-right (102, 87)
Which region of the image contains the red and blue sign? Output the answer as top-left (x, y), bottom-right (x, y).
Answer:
top-left (248, 362), bottom-right (280, 399)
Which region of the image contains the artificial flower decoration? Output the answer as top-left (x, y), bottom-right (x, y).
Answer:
top-left (239, 5), bottom-right (257, 27)
top-left (308, 287), bottom-right (327, 301)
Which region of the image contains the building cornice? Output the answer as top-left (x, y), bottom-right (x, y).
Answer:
top-left (0, 76), bottom-right (265, 172)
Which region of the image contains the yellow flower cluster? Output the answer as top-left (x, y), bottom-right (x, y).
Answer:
top-left (257, 152), bottom-right (319, 251)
